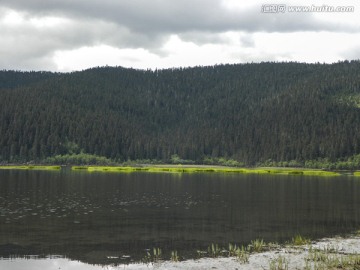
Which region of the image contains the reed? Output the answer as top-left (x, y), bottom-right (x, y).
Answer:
top-left (235, 245), bottom-right (249, 264)
top-left (250, 239), bottom-right (265, 253)
top-left (143, 247), bottom-right (162, 263)
top-left (170, 250), bottom-right (179, 262)
top-left (291, 234), bottom-right (310, 246)
top-left (208, 243), bottom-right (222, 257)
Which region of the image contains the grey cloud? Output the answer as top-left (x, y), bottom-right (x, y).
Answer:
top-left (0, 0), bottom-right (359, 71)
top-left (1, 0), bottom-right (234, 33)
top-left (1, 0), bottom-right (358, 35)
top-left (0, 15), bottom-right (167, 70)
top-left (178, 32), bottom-right (230, 46)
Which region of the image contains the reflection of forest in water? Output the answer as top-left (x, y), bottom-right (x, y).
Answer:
top-left (0, 169), bottom-right (359, 265)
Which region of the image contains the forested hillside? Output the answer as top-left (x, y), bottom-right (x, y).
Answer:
top-left (1, 61), bottom-right (360, 165)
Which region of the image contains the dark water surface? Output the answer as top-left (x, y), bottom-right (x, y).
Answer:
top-left (0, 169), bottom-right (360, 267)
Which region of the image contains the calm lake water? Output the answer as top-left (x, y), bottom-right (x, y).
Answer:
top-left (0, 169), bottom-right (360, 268)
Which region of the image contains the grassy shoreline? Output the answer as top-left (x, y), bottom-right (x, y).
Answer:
top-left (0, 165), bottom-right (61, 170)
top-left (2, 164), bottom-right (360, 176)
top-left (71, 165), bottom-right (341, 176)
top-left (140, 234), bottom-right (360, 270)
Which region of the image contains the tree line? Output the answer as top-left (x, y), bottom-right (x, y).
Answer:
top-left (1, 61), bottom-right (360, 166)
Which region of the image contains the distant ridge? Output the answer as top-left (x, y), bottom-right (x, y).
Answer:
top-left (1, 61), bottom-right (360, 164)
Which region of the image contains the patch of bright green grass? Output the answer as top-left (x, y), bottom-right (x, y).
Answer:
top-left (0, 165), bottom-right (61, 170)
top-left (71, 166), bottom-right (89, 170)
top-left (250, 239), bottom-right (265, 253)
top-left (242, 168), bottom-right (339, 176)
top-left (69, 166), bottom-right (340, 176)
top-left (302, 170), bottom-right (340, 176)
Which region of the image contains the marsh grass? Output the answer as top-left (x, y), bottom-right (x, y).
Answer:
top-left (250, 239), bottom-right (265, 253)
top-left (227, 243), bottom-right (249, 263)
top-left (139, 235), bottom-right (360, 267)
top-left (269, 255), bottom-right (289, 270)
top-left (170, 250), bottom-right (179, 262)
top-left (302, 170), bottom-right (340, 176)
top-left (235, 246), bottom-right (250, 264)
top-left (307, 247), bottom-right (329, 263)
top-left (208, 243), bottom-right (222, 257)
top-left (71, 166), bottom-right (88, 170)
top-left (0, 165), bottom-right (61, 170)
top-left (291, 234), bottom-right (311, 246)
top-left (228, 243), bottom-right (238, 257)
top-left (153, 247), bottom-right (162, 262)
top-left (69, 165), bottom-right (340, 176)
top-left (306, 245), bottom-right (360, 270)
top-left (195, 243), bottom-right (250, 263)
top-left (143, 247), bottom-right (162, 263)
top-left (195, 241), bottom-right (360, 269)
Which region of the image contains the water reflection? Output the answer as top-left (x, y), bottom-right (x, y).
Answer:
top-left (0, 169), bottom-right (360, 266)
top-left (0, 257), bottom-right (117, 270)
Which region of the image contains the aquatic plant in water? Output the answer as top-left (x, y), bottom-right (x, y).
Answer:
top-left (235, 245), bottom-right (250, 264)
top-left (170, 250), bottom-right (179, 262)
top-left (208, 243), bottom-right (222, 257)
top-left (142, 247), bottom-right (162, 263)
top-left (227, 243), bottom-right (249, 263)
top-left (228, 243), bottom-right (238, 257)
top-left (291, 234), bottom-right (310, 246)
top-left (250, 239), bottom-right (265, 253)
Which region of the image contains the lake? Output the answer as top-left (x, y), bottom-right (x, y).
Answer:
top-left (0, 169), bottom-right (360, 268)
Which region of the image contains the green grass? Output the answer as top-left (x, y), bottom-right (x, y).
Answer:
top-left (291, 234), bottom-right (311, 246)
top-left (170, 250), bottom-right (179, 262)
top-left (302, 170), bottom-right (340, 176)
top-left (269, 255), bottom-right (289, 270)
top-left (0, 165), bottom-right (61, 170)
top-left (142, 247), bottom-right (162, 263)
top-left (250, 239), bottom-right (265, 253)
top-left (71, 166), bottom-right (89, 170)
top-left (235, 246), bottom-right (250, 264)
top-left (306, 246), bottom-right (360, 269)
top-left (146, 234), bottom-right (360, 266)
top-left (69, 165), bottom-right (340, 177)
top-left (208, 243), bottom-right (222, 257)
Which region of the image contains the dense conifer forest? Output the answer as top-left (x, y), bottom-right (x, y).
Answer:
top-left (1, 61), bottom-right (360, 167)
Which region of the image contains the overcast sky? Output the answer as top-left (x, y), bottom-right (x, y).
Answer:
top-left (0, 0), bottom-right (359, 72)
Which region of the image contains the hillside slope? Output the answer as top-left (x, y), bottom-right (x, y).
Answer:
top-left (1, 61), bottom-right (360, 164)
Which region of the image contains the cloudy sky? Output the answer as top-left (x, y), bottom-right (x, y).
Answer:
top-left (0, 0), bottom-right (359, 72)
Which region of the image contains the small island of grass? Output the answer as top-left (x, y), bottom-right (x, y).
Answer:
top-left (0, 165), bottom-right (61, 171)
top-left (71, 165), bottom-right (341, 176)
